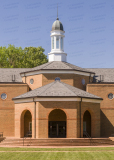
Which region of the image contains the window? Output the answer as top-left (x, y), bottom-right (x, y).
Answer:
top-left (29, 122), bottom-right (32, 132)
top-left (1, 93), bottom-right (7, 100)
top-left (30, 79), bottom-right (34, 84)
top-left (52, 37), bottom-right (54, 49)
top-left (56, 37), bottom-right (59, 49)
top-left (55, 77), bottom-right (61, 81)
top-left (108, 93), bottom-right (113, 99)
top-left (82, 79), bottom-right (85, 85)
top-left (61, 37), bottom-right (63, 49)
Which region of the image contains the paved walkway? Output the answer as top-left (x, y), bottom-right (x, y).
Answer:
top-left (0, 145), bottom-right (114, 148)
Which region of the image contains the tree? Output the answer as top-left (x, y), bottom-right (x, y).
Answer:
top-left (0, 45), bottom-right (48, 68)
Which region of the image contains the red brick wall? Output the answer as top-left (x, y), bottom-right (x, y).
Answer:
top-left (22, 73), bottom-right (92, 91)
top-left (0, 84), bottom-right (28, 137)
top-left (22, 74), bottom-right (42, 90)
top-left (87, 84), bottom-right (114, 137)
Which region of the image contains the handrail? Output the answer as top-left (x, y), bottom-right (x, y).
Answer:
top-left (83, 131), bottom-right (96, 146)
top-left (23, 131), bottom-right (32, 146)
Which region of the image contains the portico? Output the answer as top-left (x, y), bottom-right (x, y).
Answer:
top-left (13, 80), bottom-right (102, 139)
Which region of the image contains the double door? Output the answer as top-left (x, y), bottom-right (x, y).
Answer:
top-left (49, 121), bottom-right (66, 138)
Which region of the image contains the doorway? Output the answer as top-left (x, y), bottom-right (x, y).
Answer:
top-left (83, 110), bottom-right (91, 137)
top-left (49, 121), bottom-right (66, 138)
top-left (48, 109), bottom-right (67, 138)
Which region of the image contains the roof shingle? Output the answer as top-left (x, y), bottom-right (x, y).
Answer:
top-left (13, 80), bottom-right (102, 100)
top-left (0, 68), bottom-right (30, 82)
top-left (86, 68), bottom-right (114, 82)
top-left (20, 61), bottom-right (95, 74)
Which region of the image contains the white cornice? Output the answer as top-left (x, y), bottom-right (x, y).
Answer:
top-left (50, 30), bottom-right (65, 34)
top-left (13, 98), bottom-right (33, 104)
top-left (82, 98), bottom-right (102, 103)
top-left (34, 97), bottom-right (81, 102)
top-left (48, 52), bottom-right (67, 55)
top-left (50, 34), bottom-right (65, 37)
top-left (20, 70), bottom-right (94, 77)
top-left (13, 97), bottom-right (101, 104)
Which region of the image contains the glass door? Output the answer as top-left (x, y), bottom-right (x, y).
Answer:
top-left (58, 122), bottom-right (66, 138)
top-left (49, 121), bottom-right (66, 138)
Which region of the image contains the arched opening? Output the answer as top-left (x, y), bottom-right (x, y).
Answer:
top-left (83, 110), bottom-right (91, 137)
top-left (48, 109), bottom-right (66, 138)
top-left (21, 110), bottom-right (32, 138)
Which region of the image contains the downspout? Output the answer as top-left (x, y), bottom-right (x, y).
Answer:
top-left (33, 98), bottom-right (36, 138)
top-left (80, 98), bottom-right (82, 138)
top-left (24, 73), bottom-right (26, 83)
top-left (89, 73), bottom-right (91, 83)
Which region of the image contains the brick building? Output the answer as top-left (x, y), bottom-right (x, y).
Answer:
top-left (0, 17), bottom-right (114, 139)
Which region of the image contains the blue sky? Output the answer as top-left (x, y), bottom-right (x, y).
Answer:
top-left (0, 0), bottom-right (114, 68)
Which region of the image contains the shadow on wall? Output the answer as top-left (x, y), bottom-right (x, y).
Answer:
top-left (100, 110), bottom-right (114, 137)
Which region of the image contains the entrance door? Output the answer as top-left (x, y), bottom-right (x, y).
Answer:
top-left (49, 121), bottom-right (66, 138)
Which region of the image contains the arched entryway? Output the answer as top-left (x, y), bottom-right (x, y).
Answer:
top-left (48, 109), bottom-right (66, 138)
top-left (21, 110), bottom-right (32, 138)
top-left (83, 110), bottom-right (91, 137)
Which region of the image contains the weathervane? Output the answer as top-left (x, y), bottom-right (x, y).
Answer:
top-left (57, 4), bottom-right (59, 20)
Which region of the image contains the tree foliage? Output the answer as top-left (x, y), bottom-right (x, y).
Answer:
top-left (0, 45), bottom-right (48, 68)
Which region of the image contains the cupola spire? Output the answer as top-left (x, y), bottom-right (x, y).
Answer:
top-left (56, 4), bottom-right (59, 20)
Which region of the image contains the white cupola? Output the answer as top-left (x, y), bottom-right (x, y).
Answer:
top-left (48, 15), bottom-right (67, 62)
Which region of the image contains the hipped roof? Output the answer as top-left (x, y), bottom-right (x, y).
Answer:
top-left (13, 80), bottom-right (102, 100)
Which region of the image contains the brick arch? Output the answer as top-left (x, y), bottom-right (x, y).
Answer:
top-left (20, 108), bottom-right (33, 118)
top-left (47, 108), bottom-right (67, 119)
top-left (82, 108), bottom-right (94, 118)
top-left (48, 109), bottom-right (67, 121)
top-left (20, 109), bottom-right (32, 138)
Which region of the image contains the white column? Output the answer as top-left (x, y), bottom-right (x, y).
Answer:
top-left (59, 36), bottom-right (61, 50)
top-left (54, 36), bottom-right (56, 49)
top-left (62, 37), bottom-right (64, 52)
top-left (34, 102), bottom-right (36, 138)
top-left (51, 37), bottom-right (52, 50)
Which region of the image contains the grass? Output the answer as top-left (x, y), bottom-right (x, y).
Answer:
top-left (0, 147), bottom-right (113, 160)
top-left (0, 146), bottom-right (113, 151)
top-left (0, 151), bottom-right (114, 160)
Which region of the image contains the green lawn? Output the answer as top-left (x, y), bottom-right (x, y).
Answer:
top-left (0, 147), bottom-right (113, 160)
top-left (0, 147), bottom-right (114, 151)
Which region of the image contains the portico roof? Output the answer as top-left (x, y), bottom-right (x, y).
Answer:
top-left (13, 80), bottom-right (102, 100)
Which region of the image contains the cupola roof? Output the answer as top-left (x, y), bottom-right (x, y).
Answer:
top-left (52, 18), bottom-right (64, 31)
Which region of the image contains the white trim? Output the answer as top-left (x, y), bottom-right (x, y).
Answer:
top-left (13, 97), bottom-right (102, 104)
top-left (20, 70), bottom-right (94, 77)
top-left (51, 34), bottom-right (65, 37)
top-left (48, 52), bottom-right (67, 55)
top-left (34, 97), bottom-right (81, 102)
top-left (50, 30), bottom-right (65, 34)
top-left (13, 97), bottom-right (81, 103)
top-left (82, 98), bottom-right (102, 103)
top-left (13, 98), bottom-right (33, 104)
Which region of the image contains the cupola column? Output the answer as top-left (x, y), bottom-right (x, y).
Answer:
top-left (59, 36), bottom-right (61, 50)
